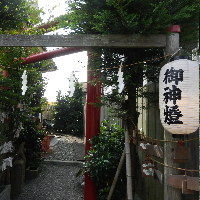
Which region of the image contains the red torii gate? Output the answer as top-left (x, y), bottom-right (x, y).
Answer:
top-left (0, 25), bottom-right (180, 200)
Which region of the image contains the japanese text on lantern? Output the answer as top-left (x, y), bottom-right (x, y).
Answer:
top-left (163, 67), bottom-right (184, 125)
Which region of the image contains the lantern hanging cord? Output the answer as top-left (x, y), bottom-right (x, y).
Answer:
top-left (168, 47), bottom-right (183, 61)
top-left (0, 46), bottom-right (189, 73)
top-left (1, 66), bottom-right (37, 72)
top-left (88, 53), bottom-right (174, 72)
top-left (148, 156), bottom-right (199, 172)
top-left (2, 52), bottom-right (169, 72)
top-left (0, 50), bottom-right (183, 72)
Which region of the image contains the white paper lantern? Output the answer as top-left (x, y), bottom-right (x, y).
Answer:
top-left (159, 59), bottom-right (199, 134)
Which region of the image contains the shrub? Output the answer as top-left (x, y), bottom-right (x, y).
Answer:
top-left (84, 120), bottom-right (126, 200)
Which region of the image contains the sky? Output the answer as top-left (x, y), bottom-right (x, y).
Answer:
top-left (38, 0), bottom-right (88, 102)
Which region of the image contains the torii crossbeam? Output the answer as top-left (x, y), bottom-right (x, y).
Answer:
top-left (0, 34), bottom-right (167, 47)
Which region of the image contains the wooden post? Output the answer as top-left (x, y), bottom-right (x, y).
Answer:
top-left (107, 148), bottom-right (125, 200)
top-left (124, 123), bottom-right (133, 200)
top-left (164, 27), bottom-right (181, 200)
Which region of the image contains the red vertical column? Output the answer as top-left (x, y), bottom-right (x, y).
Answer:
top-left (2, 71), bottom-right (8, 78)
top-left (84, 52), bottom-right (101, 200)
top-left (1, 71), bottom-right (9, 90)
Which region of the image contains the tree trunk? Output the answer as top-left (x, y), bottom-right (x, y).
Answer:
top-left (123, 49), bottom-right (143, 199)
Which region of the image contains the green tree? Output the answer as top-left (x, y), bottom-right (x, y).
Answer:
top-left (0, 46), bottom-right (48, 140)
top-left (66, 0), bottom-right (199, 119)
top-left (53, 82), bottom-right (84, 137)
top-left (0, 0), bottom-right (47, 138)
top-left (66, 0), bottom-right (199, 198)
top-left (67, 0), bottom-right (199, 45)
top-left (0, 0), bottom-right (54, 141)
top-left (0, 0), bottom-right (52, 187)
top-left (0, 0), bottom-right (42, 32)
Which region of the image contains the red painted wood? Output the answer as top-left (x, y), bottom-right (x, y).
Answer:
top-left (22, 47), bottom-right (82, 65)
top-left (2, 71), bottom-right (8, 78)
top-left (20, 19), bottom-right (81, 65)
top-left (84, 52), bottom-right (101, 200)
top-left (0, 71), bottom-right (9, 90)
top-left (168, 25), bottom-right (181, 33)
top-left (37, 21), bottom-right (59, 30)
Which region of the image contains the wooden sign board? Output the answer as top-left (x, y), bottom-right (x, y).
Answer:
top-left (142, 161), bottom-right (154, 177)
top-left (173, 146), bottom-right (190, 163)
top-left (153, 162), bottom-right (163, 183)
top-left (166, 175), bottom-right (187, 189)
top-left (167, 175), bottom-right (199, 193)
top-left (182, 180), bottom-right (196, 194)
top-left (186, 176), bottom-right (199, 191)
top-left (154, 169), bottom-right (163, 184)
top-left (138, 141), bottom-right (150, 151)
top-left (146, 144), bottom-right (164, 158)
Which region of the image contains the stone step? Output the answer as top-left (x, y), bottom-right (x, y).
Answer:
top-left (44, 160), bottom-right (83, 167)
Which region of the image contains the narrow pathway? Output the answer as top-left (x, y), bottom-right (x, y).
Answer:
top-left (12, 134), bottom-right (85, 200)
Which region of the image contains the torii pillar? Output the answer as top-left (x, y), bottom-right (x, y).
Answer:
top-left (84, 51), bottom-right (101, 200)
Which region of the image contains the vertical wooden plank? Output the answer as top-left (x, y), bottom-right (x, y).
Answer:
top-left (136, 87), bottom-right (149, 200)
top-left (155, 83), bottom-right (164, 142)
top-left (154, 82), bottom-right (165, 200)
top-left (147, 83), bottom-right (156, 199)
top-left (181, 130), bottom-right (199, 200)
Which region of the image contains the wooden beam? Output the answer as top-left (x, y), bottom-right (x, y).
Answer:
top-left (0, 34), bottom-right (166, 47)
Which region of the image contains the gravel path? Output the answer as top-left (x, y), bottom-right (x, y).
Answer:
top-left (12, 134), bottom-right (85, 200)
